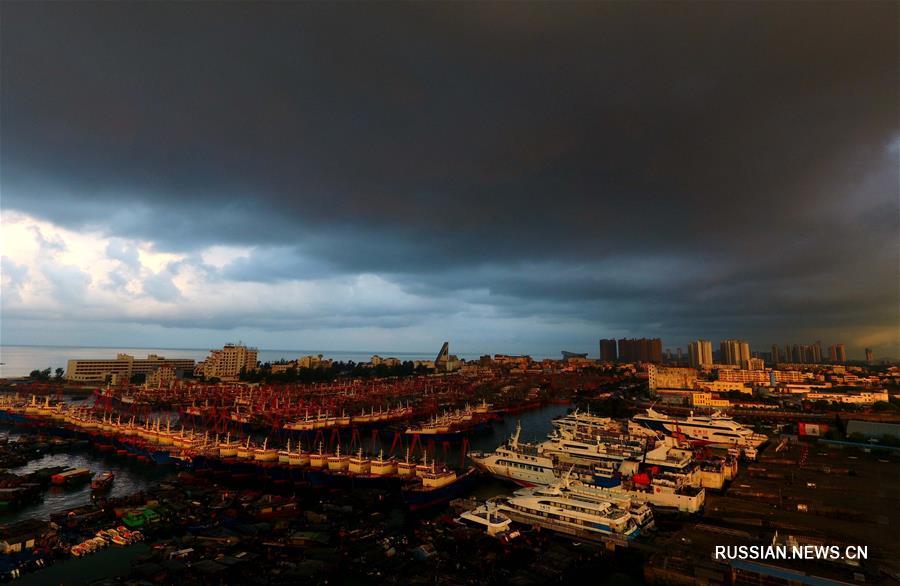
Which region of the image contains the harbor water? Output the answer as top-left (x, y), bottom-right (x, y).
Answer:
top-left (0, 430), bottom-right (174, 524)
top-left (0, 403), bottom-right (572, 523)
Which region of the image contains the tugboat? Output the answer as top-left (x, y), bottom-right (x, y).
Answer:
top-left (91, 471), bottom-right (115, 492)
top-left (402, 462), bottom-right (477, 510)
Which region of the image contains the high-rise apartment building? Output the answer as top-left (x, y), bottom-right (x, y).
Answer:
top-left (865, 348), bottom-right (874, 364)
top-left (771, 344), bottom-right (781, 364)
top-left (811, 341), bottom-right (823, 363)
top-left (599, 339), bottom-right (618, 362)
top-left (687, 340), bottom-right (713, 369)
top-left (719, 339), bottom-right (751, 368)
top-left (828, 344), bottom-right (847, 363)
top-left (196, 343), bottom-right (259, 381)
top-left (616, 338), bottom-right (663, 363)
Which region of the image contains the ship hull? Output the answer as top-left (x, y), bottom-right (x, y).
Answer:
top-left (402, 468), bottom-right (478, 511)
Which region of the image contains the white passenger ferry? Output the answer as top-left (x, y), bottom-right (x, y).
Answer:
top-left (494, 483), bottom-right (641, 541)
top-left (469, 423), bottom-right (558, 486)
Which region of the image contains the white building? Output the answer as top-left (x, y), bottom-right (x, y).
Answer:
top-left (196, 344), bottom-right (258, 381)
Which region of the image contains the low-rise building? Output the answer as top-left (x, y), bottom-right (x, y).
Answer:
top-left (806, 390), bottom-right (889, 405)
top-left (66, 353), bottom-right (195, 383)
top-left (695, 380), bottom-right (752, 393)
top-left (691, 392), bottom-right (730, 408)
top-left (648, 364), bottom-right (698, 391)
top-left (0, 519), bottom-right (51, 554)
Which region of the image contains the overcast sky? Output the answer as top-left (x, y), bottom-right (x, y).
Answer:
top-left (1, 2), bottom-right (897, 358)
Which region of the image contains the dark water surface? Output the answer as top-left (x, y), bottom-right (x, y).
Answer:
top-left (0, 403), bottom-right (570, 522)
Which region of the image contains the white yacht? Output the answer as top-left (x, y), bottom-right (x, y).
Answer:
top-left (456, 502), bottom-right (514, 537)
top-left (630, 408), bottom-right (767, 458)
top-left (551, 409), bottom-right (622, 439)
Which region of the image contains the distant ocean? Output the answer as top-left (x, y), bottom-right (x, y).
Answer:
top-left (0, 345), bottom-right (482, 378)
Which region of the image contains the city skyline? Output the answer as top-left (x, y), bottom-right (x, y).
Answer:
top-left (2, 3), bottom-right (898, 359)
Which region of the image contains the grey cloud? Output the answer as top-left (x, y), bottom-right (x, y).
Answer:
top-left (1, 2), bottom-right (897, 355)
top-left (105, 239), bottom-right (141, 268)
top-left (41, 264), bottom-right (92, 304)
top-left (142, 269), bottom-right (181, 302)
top-left (29, 226), bottom-right (66, 255)
top-left (1, 256), bottom-right (29, 302)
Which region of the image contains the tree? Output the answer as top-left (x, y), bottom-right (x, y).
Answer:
top-left (29, 368), bottom-right (52, 382)
top-left (130, 373), bottom-right (146, 385)
top-left (55, 368), bottom-right (65, 381)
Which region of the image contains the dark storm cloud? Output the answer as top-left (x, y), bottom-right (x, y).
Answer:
top-left (2, 2), bottom-right (897, 353)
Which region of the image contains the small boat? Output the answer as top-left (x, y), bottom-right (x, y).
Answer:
top-left (121, 511), bottom-right (145, 529)
top-left (457, 501), bottom-right (513, 537)
top-left (51, 468), bottom-right (93, 486)
top-left (91, 471), bottom-right (115, 491)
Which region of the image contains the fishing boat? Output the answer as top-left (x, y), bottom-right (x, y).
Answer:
top-left (369, 450), bottom-right (397, 476)
top-left (405, 402), bottom-right (494, 439)
top-left (397, 448), bottom-right (416, 477)
top-left (278, 439), bottom-right (294, 464)
top-left (236, 438), bottom-right (254, 459)
top-left (326, 444), bottom-right (350, 472)
top-left (309, 443), bottom-right (328, 469)
top-left (254, 438), bottom-right (278, 462)
top-left (289, 445), bottom-right (310, 467)
top-left (283, 409), bottom-right (317, 431)
top-left (402, 462), bottom-right (478, 510)
top-left (348, 448), bottom-right (371, 475)
top-left (218, 433), bottom-right (241, 458)
top-left (91, 471), bottom-right (115, 491)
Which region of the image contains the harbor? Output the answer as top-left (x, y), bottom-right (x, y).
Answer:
top-left (1, 376), bottom-right (897, 585)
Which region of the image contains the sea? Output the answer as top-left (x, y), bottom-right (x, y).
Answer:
top-left (0, 345), bottom-right (485, 378)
